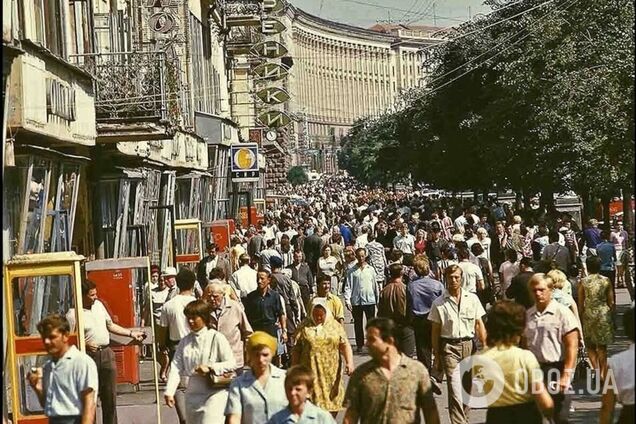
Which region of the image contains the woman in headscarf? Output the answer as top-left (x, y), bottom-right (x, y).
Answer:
top-left (225, 331), bottom-right (288, 423)
top-left (164, 300), bottom-right (236, 424)
top-left (291, 298), bottom-right (355, 417)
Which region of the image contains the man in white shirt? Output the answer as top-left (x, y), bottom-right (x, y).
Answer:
top-left (28, 314), bottom-right (98, 424)
top-left (67, 280), bottom-right (145, 424)
top-left (393, 223), bottom-right (416, 256)
top-left (230, 253), bottom-right (258, 299)
top-left (457, 245), bottom-right (484, 294)
top-left (158, 268), bottom-right (198, 424)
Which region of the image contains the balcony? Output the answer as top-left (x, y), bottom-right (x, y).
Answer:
top-left (223, 0), bottom-right (262, 27)
top-left (70, 51), bottom-right (192, 141)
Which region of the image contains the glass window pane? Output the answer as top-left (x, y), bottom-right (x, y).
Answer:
top-left (12, 275), bottom-right (75, 337)
top-left (4, 156), bottom-right (30, 257)
top-left (42, 163), bottom-right (60, 252)
top-left (175, 227), bottom-right (200, 256)
top-left (16, 354), bottom-right (49, 416)
top-left (23, 159), bottom-right (51, 254)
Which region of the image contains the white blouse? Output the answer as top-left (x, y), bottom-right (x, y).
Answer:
top-left (165, 327), bottom-right (236, 396)
top-left (608, 343), bottom-right (635, 405)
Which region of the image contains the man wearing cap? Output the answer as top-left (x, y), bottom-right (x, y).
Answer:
top-left (162, 267), bottom-right (179, 302)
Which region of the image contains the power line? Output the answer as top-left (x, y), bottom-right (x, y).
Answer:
top-left (419, 0), bottom-right (581, 99)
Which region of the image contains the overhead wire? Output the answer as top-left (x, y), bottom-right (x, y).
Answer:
top-left (417, 0), bottom-right (581, 100)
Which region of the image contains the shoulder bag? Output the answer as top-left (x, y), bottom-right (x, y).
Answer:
top-left (207, 332), bottom-right (237, 389)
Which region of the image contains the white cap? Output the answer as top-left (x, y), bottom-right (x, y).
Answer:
top-left (162, 266), bottom-right (177, 277)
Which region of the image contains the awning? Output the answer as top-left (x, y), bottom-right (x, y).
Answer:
top-left (18, 144), bottom-right (92, 162)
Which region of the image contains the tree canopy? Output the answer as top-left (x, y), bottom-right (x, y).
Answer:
top-left (287, 166), bottom-right (309, 186)
top-left (338, 0), bottom-right (634, 201)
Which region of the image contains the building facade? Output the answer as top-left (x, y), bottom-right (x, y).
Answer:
top-left (224, 1), bottom-right (441, 182)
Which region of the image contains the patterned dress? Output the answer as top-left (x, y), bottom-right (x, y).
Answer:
top-left (580, 274), bottom-right (614, 346)
top-left (294, 317), bottom-right (347, 412)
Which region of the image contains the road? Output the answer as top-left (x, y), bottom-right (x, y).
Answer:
top-left (99, 287), bottom-right (633, 424)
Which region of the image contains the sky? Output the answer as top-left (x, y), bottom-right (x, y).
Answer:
top-left (289, 0), bottom-right (493, 29)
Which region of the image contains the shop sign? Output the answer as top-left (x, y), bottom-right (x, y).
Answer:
top-left (257, 110), bottom-right (291, 128)
top-left (251, 62), bottom-right (289, 81)
top-left (231, 143), bottom-right (260, 182)
top-left (251, 40), bottom-right (288, 58)
top-left (255, 87), bottom-right (290, 105)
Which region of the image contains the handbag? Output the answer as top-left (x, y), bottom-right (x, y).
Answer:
top-left (206, 332), bottom-right (237, 389)
top-left (573, 346), bottom-right (591, 384)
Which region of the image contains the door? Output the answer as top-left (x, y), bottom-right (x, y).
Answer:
top-left (4, 252), bottom-right (86, 424)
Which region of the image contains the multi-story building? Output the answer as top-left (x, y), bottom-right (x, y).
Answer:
top-left (67, 0), bottom-right (239, 267)
top-left (3, 0), bottom-right (97, 259)
top-left (224, 1), bottom-right (442, 182)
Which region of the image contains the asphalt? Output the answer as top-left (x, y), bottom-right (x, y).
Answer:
top-left (98, 287), bottom-right (634, 424)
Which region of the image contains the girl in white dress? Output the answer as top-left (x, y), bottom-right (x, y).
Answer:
top-left (164, 300), bottom-right (236, 424)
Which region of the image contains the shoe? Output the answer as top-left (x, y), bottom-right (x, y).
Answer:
top-left (356, 347), bottom-right (364, 354)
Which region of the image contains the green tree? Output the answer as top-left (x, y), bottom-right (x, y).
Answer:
top-left (287, 166), bottom-right (309, 186)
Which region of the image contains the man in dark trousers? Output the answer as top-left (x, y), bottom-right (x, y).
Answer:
top-left (247, 227), bottom-right (266, 263)
top-left (303, 226), bottom-right (324, 275)
top-left (287, 250), bottom-right (314, 306)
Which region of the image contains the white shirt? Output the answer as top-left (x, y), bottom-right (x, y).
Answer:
top-left (458, 261), bottom-right (484, 294)
top-left (354, 233), bottom-right (369, 249)
top-left (429, 290), bottom-right (486, 339)
top-left (393, 234), bottom-right (416, 255)
top-left (499, 261), bottom-right (520, 295)
top-left (231, 265), bottom-right (258, 298)
top-left (164, 327), bottom-right (236, 396)
top-left (608, 343), bottom-right (635, 405)
top-left (67, 300), bottom-right (112, 347)
top-left (42, 345), bottom-right (99, 417)
top-left (160, 294), bottom-right (197, 341)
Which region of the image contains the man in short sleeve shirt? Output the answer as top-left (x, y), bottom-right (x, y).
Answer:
top-left (28, 314), bottom-right (98, 424)
top-left (524, 273), bottom-right (580, 424)
top-left (344, 317), bottom-right (440, 424)
top-left (429, 264), bottom-right (487, 424)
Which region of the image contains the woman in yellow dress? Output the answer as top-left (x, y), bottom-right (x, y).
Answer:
top-left (291, 298), bottom-right (354, 417)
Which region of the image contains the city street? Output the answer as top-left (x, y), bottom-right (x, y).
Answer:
top-left (100, 287), bottom-right (634, 424)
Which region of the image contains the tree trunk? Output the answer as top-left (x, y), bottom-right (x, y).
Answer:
top-left (602, 195), bottom-right (611, 229)
top-left (515, 191), bottom-right (524, 212)
top-left (622, 186), bottom-right (634, 238)
top-left (581, 189), bottom-right (592, 223)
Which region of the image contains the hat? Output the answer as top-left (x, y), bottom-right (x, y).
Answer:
top-left (246, 331), bottom-right (277, 354)
top-left (270, 256), bottom-right (284, 269)
top-left (162, 266), bottom-right (177, 277)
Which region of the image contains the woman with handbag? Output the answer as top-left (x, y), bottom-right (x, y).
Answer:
top-left (578, 256), bottom-right (615, 382)
top-left (164, 300), bottom-right (236, 424)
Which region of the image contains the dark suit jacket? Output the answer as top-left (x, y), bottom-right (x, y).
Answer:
top-left (287, 262), bottom-right (314, 305)
top-left (247, 235), bottom-right (265, 258)
top-left (196, 255), bottom-right (232, 285)
top-left (303, 234), bottom-right (323, 269)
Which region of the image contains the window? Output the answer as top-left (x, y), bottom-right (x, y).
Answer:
top-left (43, 0), bottom-right (65, 57)
top-left (68, 0), bottom-right (92, 56)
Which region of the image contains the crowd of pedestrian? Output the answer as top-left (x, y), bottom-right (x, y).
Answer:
top-left (28, 175), bottom-right (634, 424)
